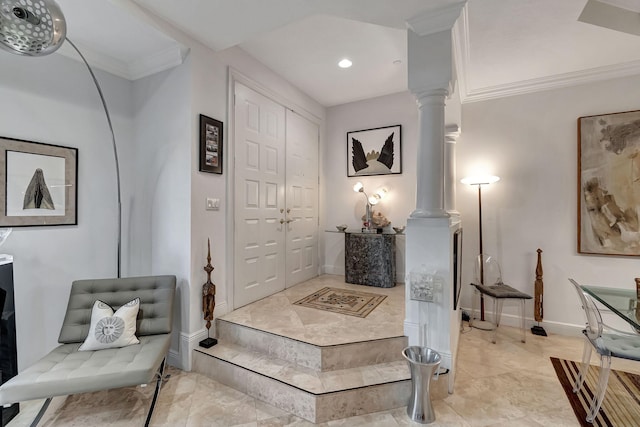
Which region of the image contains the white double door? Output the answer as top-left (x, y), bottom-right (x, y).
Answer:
top-left (234, 82), bottom-right (319, 309)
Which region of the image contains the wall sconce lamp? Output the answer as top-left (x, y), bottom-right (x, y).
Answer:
top-left (461, 175), bottom-right (500, 328)
top-left (353, 182), bottom-right (387, 232)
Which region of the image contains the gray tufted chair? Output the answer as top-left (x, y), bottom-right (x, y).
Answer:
top-left (0, 275), bottom-right (176, 427)
top-left (569, 278), bottom-right (640, 423)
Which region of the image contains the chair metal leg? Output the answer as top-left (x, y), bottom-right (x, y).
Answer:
top-left (586, 355), bottom-right (611, 423)
top-left (30, 397), bottom-right (52, 427)
top-left (491, 298), bottom-right (503, 344)
top-left (470, 288), bottom-right (479, 327)
top-left (519, 299), bottom-right (526, 343)
top-left (573, 337), bottom-right (592, 393)
top-left (144, 358), bottom-right (167, 427)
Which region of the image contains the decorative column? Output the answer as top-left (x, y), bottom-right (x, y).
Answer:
top-left (444, 125), bottom-right (460, 216)
top-left (404, 2), bottom-right (466, 396)
top-left (411, 89), bottom-right (448, 218)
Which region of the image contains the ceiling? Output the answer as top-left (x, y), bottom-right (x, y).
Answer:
top-left (20, 0), bottom-right (640, 106)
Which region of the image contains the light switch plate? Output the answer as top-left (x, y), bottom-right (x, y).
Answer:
top-left (206, 198), bottom-right (220, 210)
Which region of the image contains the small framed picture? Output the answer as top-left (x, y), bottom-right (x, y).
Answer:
top-left (347, 124), bottom-right (401, 177)
top-left (199, 114), bottom-right (223, 174)
top-left (0, 136), bottom-right (78, 227)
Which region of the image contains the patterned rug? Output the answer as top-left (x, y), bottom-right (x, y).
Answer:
top-left (293, 287), bottom-right (387, 318)
top-left (551, 357), bottom-right (640, 427)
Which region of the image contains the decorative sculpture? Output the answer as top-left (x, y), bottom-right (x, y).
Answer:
top-left (531, 248), bottom-right (547, 336)
top-left (635, 278), bottom-right (640, 323)
top-left (199, 238), bottom-right (217, 348)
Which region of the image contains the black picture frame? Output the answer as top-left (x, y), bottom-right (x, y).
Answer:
top-left (453, 228), bottom-right (463, 310)
top-left (347, 124), bottom-right (401, 177)
top-left (0, 136), bottom-right (77, 227)
top-left (199, 114), bottom-right (223, 174)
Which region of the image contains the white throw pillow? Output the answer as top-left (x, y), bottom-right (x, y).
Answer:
top-left (78, 298), bottom-right (140, 351)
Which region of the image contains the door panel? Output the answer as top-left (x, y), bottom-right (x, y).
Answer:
top-left (285, 110), bottom-right (319, 287)
top-left (234, 83), bottom-right (286, 308)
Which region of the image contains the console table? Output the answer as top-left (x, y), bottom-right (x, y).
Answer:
top-left (0, 256), bottom-right (17, 426)
top-left (345, 232), bottom-right (396, 288)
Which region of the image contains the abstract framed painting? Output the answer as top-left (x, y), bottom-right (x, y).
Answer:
top-left (578, 110), bottom-right (640, 256)
top-left (199, 114), bottom-right (223, 174)
top-left (347, 124), bottom-right (401, 177)
top-left (0, 136), bottom-right (77, 227)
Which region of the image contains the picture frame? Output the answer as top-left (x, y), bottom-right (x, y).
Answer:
top-left (453, 228), bottom-right (463, 310)
top-left (199, 114), bottom-right (223, 174)
top-left (347, 124), bottom-right (401, 177)
top-left (0, 136), bottom-right (77, 227)
top-left (578, 109), bottom-right (640, 256)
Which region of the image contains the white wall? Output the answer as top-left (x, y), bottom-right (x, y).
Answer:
top-left (0, 53), bottom-right (134, 369)
top-left (457, 73), bottom-right (640, 333)
top-left (323, 91), bottom-right (419, 278)
top-left (130, 57), bottom-right (192, 359)
top-left (322, 75), bottom-right (640, 334)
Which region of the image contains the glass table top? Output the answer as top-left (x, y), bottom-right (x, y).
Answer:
top-left (582, 285), bottom-right (640, 330)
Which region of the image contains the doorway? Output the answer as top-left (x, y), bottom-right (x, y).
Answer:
top-left (233, 82), bottom-right (319, 308)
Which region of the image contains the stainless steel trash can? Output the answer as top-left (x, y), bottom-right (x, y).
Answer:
top-left (402, 346), bottom-right (441, 424)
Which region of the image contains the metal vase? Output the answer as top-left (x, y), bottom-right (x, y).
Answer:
top-left (402, 346), bottom-right (441, 424)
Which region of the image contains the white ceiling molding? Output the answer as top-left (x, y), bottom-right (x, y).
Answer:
top-left (462, 58), bottom-right (640, 103)
top-left (55, 41), bottom-right (186, 81)
top-left (128, 45), bottom-right (189, 80)
top-left (406, 1), bottom-right (466, 36)
top-left (451, 4), bottom-right (470, 102)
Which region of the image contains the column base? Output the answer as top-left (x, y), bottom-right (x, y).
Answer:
top-left (410, 208), bottom-right (450, 218)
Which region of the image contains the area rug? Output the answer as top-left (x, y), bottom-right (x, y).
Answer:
top-left (550, 357), bottom-right (640, 427)
top-left (293, 287), bottom-right (386, 318)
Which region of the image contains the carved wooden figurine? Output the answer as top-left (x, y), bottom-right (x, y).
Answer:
top-left (199, 238), bottom-right (218, 348)
top-left (531, 248), bottom-right (547, 336)
top-left (634, 278), bottom-right (640, 323)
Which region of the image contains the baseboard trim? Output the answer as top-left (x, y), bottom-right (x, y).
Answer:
top-left (460, 306), bottom-right (584, 337)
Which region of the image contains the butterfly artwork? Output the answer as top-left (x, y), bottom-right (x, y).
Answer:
top-left (347, 125), bottom-right (402, 177)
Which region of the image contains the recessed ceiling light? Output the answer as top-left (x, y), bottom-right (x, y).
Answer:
top-left (338, 58), bottom-right (352, 68)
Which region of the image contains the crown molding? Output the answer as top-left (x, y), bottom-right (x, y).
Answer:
top-left (406, 1), bottom-right (466, 36)
top-left (462, 59), bottom-right (640, 103)
top-left (56, 40), bottom-right (186, 81)
top-left (452, 4), bottom-right (470, 103)
top-left (128, 44), bottom-right (189, 80)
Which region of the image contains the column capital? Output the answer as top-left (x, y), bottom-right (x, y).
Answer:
top-left (413, 89), bottom-right (449, 108)
top-left (445, 124), bottom-right (461, 143)
top-left (406, 2), bottom-right (467, 37)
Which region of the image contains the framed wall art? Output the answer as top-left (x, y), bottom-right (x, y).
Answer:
top-left (0, 136), bottom-right (77, 227)
top-left (347, 124), bottom-right (401, 177)
top-left (578, 109), bottom-right (640, 256)
top-left (199, 114), bottom-right (223, 174)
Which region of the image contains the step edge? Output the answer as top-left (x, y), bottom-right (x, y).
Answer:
top-left (194, 348), bottom-right (411, 396)
top-left (217, 318), bottom-right (407, 348)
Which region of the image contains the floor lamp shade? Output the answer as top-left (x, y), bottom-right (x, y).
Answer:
top-left (0, 0), bottom-right (123, 277)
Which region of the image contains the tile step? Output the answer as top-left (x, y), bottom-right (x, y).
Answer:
top-left (193, 344), bottom-right (414, 423)
top-left (196, 342), bottom-right (410, 394)
top-left (216, 318), bottom-right (408, 371)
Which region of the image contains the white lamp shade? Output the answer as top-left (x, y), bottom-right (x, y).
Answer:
top-left (353, 182), bottom-right (364, 192)
top-left (461, 175), bottom-right (500, 185)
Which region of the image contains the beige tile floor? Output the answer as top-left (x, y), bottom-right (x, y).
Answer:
top-left (8, 275), bottom-right (640, 426)
top-left (220, 275), bottom-right (405, 346)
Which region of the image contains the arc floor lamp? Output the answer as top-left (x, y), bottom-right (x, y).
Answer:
top-left (0, 0), bottom-right (122, 277)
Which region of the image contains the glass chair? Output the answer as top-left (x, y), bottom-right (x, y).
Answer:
top-left (470, 254), bottom-right (532, 343)
top-left (568, 278), bottom-right (640, 423)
